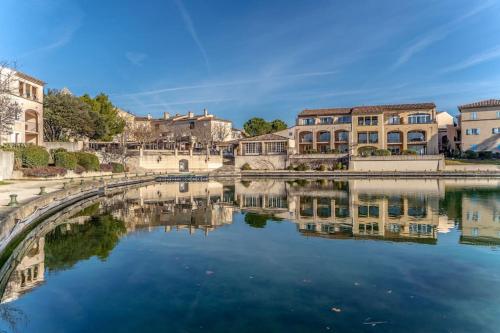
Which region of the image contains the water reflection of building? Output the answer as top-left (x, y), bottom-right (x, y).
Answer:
top-left (1, 237), bottom-right (45, 303)
top-left (460, 192), bottom-right (500, 245)
top-left (234, 179), bottom-right (443, 243)
top-left (107, 181), bottom-right (234, 235)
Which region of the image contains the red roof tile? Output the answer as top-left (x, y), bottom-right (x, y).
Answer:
top-left (458, 99), bottom-right (500, 111)
top-left (298, 108), bottom-right (352, 117)
top-left (351, 103), bottom-right (435, 114)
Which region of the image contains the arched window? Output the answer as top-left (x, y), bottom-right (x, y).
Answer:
top-left (299, 132), bottom-right (313, 143)
top-left (408, 113), bottom-right (431, 124)
top-left (336, 131), bottom-right (349, 142)
top-left (317, 131), bottom-right (331, 142)
top-left (407, 131), bottom-right (426, 142)
top-left (387, 131), bottom-right (402, 143)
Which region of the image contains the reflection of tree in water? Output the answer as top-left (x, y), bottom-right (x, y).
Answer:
top-left (0, 304), bottom-right (27, 333)
top-left (244, 213), bottom-right (283, 229)
top-left (45, 214), bottom-right (126, 271)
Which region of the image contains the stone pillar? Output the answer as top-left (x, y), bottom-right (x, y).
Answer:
top-left (189, 149), bottom-right (193, 156)
top-left (313, 198), bottom-right (318, 220)
top-left (312, 131), bottom-right (317, 151)
top-left (330, 130), bottom-right (335, 151)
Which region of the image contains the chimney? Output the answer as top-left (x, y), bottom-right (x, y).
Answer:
top-left (203, 108), bottom-right (208, 116)
top-left (163, 112), bottom-right (170, 120)
top-left (188, 111), bottom-right (194, 118)
top-left (147, 113), bottom-right (152, 120)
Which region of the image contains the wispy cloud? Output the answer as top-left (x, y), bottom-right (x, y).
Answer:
top-left (392, 0), bottom-right (494, 69)
top-left (174, 0), bottom-right (210, 70)
top-left (124, 98), bottom-right (234, 108)
top-left (20, 23), bottom-right (80, 58)
top-left (125, 52), bottom-right (148, 66)
top-left (113, 69), bottom-right (338, 98)
top-left (441, 45), bottom-right (500, 73)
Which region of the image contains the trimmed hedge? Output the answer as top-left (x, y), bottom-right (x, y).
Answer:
top-left (111, 162), bottom-right (125, 173)
top-left (478, 151), bottom-right (493, 159)
top-left (22, 145), bottom-right (50, 168)
top-left (402, 149), bottom-right (417, 156)
top-left (241, 163), bottom-right (252, 170)
top-left (74, 152), bottom-right (100, 171)
top-left (54, 151), bottom-right (77, 170)
top-left (374, 149), bottom-right (391, 156)
top-left (464, 150), bottom-right (478, 159)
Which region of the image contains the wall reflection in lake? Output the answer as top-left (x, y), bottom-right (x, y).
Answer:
top-left (1, 178), bottom-right (499, 304)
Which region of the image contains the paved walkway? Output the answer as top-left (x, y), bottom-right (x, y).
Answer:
top-left (0, 179), bottom-right (69, 217)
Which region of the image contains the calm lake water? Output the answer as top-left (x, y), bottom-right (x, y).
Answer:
top-left (1, 178), bottom-right (500, 333)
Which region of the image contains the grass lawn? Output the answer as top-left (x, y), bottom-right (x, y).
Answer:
top-left (445, 159), bottom-right (500, 165)
top-left (0, 181), bottom-right (11, 185)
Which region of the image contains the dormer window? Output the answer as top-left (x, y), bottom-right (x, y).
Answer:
top-left (320, 117), bottom-right (333, 124)
top-left (302, 118), bottom-right (315, 125)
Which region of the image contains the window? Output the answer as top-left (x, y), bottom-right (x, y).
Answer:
top-left (358, 132), bottom-right (378, 143)
top-left (18, 81), bottom-right (24, 96)
top-left (369, 132), bottom-right (378, 143)
top-left (244, 142), bottom-right (261, 154)
top-left (358, 132), bottom-right (368, 144)
top-left (358, 116), bottom-right (378, 126)
top-left (336, 131), bottom-right (349, 141)
top-left (387, 115), bottom-right (400, 125)
top-left (358, 204), bottom-right (379, 217)
top-left (300, 132), bottom-right (313, 143)
top-left (465, 128), bottom-right (480, 135)
top-left (470, 112), bottom-right (477, 120)
top-left (266, 142), bottom-right (286, 153)
top-left (318, 131), bottom-right (331, 142)
top-left (25, 84), bottom-right (31, 98)
top-left (387, 132), bottom-right (401, 143)
top-left (337, 116), bottom-right (351, 124)
top-left (493, 128), bottom-right (500, 134)
top-left (302, 118), bottom-right (315, 125)
top-left (408, 113), bottom-right (431, 124)
top-left (407, 131), bottom-right (426, 142)
top-left (471, 144), bottom-right (478, 151)
top-left (497, 111), bottom-right (500, 119)
top-left (32, 86), bottom-right (37, 100)
top-left (189, 121), bottom-right (195, 129)
top-left (320, 117), bottom-right (333, 124)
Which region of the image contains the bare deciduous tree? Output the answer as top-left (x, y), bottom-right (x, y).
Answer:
top-left (212, 122), bottom-right (232, 142)
top-left (131, 122), bottom-right (156, 148)
top-left (0, 62), bottom-right (22, 145)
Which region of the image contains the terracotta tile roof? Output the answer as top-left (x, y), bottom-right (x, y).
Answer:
top-left (298, 108), bottom-right (352, 117)
top-left (239, 133), bottom-right (289, 142)
top-left (351, 103), bottom-right (435, 114)
top-left (299, 103), bottom-right (436, 116)
top-left (458, 99), bottom-right (500, 111)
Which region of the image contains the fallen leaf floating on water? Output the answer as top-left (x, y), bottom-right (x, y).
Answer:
top-left (363, 321), bottom-right (387, 327)
top-left (331, 307), bottom-right (341, 313)
top-left (205, 270), bottom-right (214, 275)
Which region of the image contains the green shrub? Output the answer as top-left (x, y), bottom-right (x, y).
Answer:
top-left (374, 149), bottom-right (391, 156)
top-left (336, 162), bottom-right (343, 170)
top-left (111, 162), bottom-right (125, 173)
top-left (464, 150), bottom-right (478, 159)
top-left (54, 151), bottom-right (77, 170)
top-left (241, 163), bottom-right (252, 170)
top-left (478, 151), bottom-right (493, 159)
top-left (402, 149), bottom-right (417, 156)
top-left (22, 145), bottom-right (49, 168)
top-left (74, 152), bottom-right (100, 171)
top-left (358, 146), bottom-right (376, 157)
top-left (286, 165), bottom-right (295, 170)
top-left (318, 164), bottom-right (327, 171)
top-left (295, 163), bottom-right (309, 171)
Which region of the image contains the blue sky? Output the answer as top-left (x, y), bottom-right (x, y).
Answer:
top-left (1, 0), bottom-right (500, 127)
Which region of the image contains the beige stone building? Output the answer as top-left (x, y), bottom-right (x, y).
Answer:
top-left (0, 67), bottom-right (45, 145)
top-left (294, 103), bottom-right (439, 156)
top-left (296, 108), bottom-right (352, 154)
top-left (458, 99), bottom-right (500, 152)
